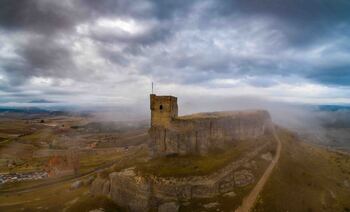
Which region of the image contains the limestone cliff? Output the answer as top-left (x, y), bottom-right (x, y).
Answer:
top-left (90, 94), bottom-right (274, 211)
top-left (149, 109), bottom-right (272, 157)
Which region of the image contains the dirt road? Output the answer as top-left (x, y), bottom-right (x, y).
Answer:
top-left (235, 126), bottom-right (282, 212)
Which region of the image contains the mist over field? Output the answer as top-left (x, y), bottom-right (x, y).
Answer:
top-left (1, 1), bottom-right (350, 211)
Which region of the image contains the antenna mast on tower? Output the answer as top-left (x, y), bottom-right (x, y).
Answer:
top-left (152, 82), bottom-right (154, 94)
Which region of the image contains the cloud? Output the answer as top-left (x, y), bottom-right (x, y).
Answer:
top-left (0, 0), bottom-right (349, 106)
top-left (216, 0), bottom-right (350, 44)
top-left (19, 35), bottom-right (76, 77)
top-left (0, 0), bottom-right (80, 34)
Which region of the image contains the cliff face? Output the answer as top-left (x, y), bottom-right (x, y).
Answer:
top-left (90, 138), bottom-right (271, 211)
top-left (90, 106), bottom-right (274, 211)
top-left (109, 169), bottom-right (152, 211)
top-left (149, 110), bottom-right (272, 157)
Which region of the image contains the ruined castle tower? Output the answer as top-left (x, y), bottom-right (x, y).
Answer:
top-left (150, 94), bottom-right (178, 128)
top-left (149, 94), bottom-right (271, 157)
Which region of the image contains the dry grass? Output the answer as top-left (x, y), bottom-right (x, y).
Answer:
top-left (0, 177), bottom-right (88, 211)
top-left (179, 150), bottom-right (273, 211)
top-left (66, 195), bottom-right (121, 212)
top-left (136, 135), bottom-right (273, 178)
top-left (253, 128), bottom-right (350, 212)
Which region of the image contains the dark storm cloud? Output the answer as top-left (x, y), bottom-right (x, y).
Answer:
top-left (19, 36), bottom-right (76, 77)
top-left (0, 0), bottom-right (80, 34)
top-left (228, 0), bottom-right (350, 25)
top-left (1, 60), bottom-right (30, 86)
top-left (309, 66), bottom-right (350, 86)
top-left (216, 0), bottom-right (350, 44)
top-left (82, 0), bottom-right (197, 20)
top-left (0, 0), bottom-right (195, 83)
top-left (179, 0), bottom-right (350, 86)
top-left (99, 48), bottom-right (130, 67)
top-left (0, 35), bottom-right (77, 87)
top-left (0, 0), bottom-right (349, 104)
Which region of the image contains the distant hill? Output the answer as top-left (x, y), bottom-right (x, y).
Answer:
top-left (318, 105), bottom-right (350, 111)
top-left (0, 107), bottom-right (72, 118)
top-left (0, 107), bottom-right (49, 114)
top-left (28, 99), bottom-right (56, 104)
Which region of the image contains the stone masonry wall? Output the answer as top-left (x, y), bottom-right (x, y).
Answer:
top-left (149, 110), bottom-right (272, 157)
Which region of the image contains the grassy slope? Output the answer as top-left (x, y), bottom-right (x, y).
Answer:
top-left (0, 176), bottom-right (120, 212)
top-left (0, 177), bottom-right (88, 211)
top-left (0, 148), bottom-right (149, 211)
top-left (66, 195), bottom-right (121, 212)
top-left (179, 156), bottom-right (271, 212)
top-left (136, 134), bottom-right (275, 178)
top-left (253, 128), bottom-right (350, 212)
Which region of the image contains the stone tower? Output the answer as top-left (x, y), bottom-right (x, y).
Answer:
top-left (150, 94), bottom-right (178, 127)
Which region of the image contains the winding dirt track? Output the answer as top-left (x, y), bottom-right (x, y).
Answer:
top-left (235, 126), bottom-right (282, 212)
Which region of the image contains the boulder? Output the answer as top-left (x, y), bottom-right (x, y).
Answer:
top-left (90, 178), bottom-right (110, 196)
top-left (84, 176), bottom-right (95, 186)
top-left (224, 191), bottom-right (236, 197)
top-left (203, 202), bottom-right (219, 209)
top-left (261, 152), bottom-right (273, 161)
top-left (109, 168), bottom-right (152, 211)
top-left (233, 170), bottom-right (255, 187)
top-left (71, 180), bottom-right (83, 190)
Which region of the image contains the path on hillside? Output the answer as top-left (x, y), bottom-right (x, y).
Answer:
top-left (235, 126), bottom-right (282, 212)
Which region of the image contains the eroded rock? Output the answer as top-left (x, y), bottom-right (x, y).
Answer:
top-left (224, 191), bottom-right (236, 197)
top-left (84, 176), bottom-right (95, 186)
top-left (90, 178), bottom-right (110, 196)
top-left (71, 180), bottom-right (83, 190)
top-left (261, 152), bottom-right (273, 161)
top-left (150, 95), bottom-right (272, 157)
top-left (203, 202), bottom-right (219, 209)
top-left (109, 168), bottom-right (151, 212)
top-left (233, 170), bottom-right (255, 187)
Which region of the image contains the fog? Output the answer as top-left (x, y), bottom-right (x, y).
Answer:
top-left (4, 94), bottom-right (347, 149)
top-left (89, 95), bottom-right (350, 150)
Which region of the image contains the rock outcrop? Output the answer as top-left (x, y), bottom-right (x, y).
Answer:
top-left (149, 94), bottom-right (272, 157)
top-left (109, 169), bottom-right (151, 211)
top-left (150, 110), bottom-right (272, 157)
top-left (90, 177), bottom-right (110, 196)
top-left (90, 94), bottom-right (274, 211)
top-left (90, 140), bottom-right (270, 211)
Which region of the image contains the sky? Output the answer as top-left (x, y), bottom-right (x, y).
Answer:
top-left (0, 0), bottom-right (350, 109)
